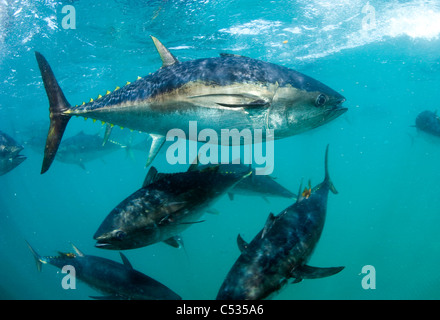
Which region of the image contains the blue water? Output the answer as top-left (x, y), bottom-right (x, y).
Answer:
top-left (1, 0), bottom-right (440, 300)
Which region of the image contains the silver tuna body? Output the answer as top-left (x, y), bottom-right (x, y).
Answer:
top-left (36, 36), bottom-right (347, 173)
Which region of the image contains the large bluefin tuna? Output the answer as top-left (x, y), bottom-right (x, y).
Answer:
top-left (216, 145), bottom-right (344, 300)
top-left (35, 36), bottom-right (347, 174)
top-left (26, 241), bottom-right (182, 300)
top-left (94, 163), bottom-right (252, 250)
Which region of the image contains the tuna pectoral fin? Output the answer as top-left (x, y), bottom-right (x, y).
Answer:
top-left (189, 94), bottom-right (269, 109)
top-left (291, 265), bottom-right (344, 281)
top-left (216, 99), bottom-right (269, 109)
top-left (35, 52), bottom-right (72, 174)
top-left (145, 134), bottom-right (165, 167)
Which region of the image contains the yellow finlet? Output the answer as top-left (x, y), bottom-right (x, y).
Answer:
top-left (89, 98), bottom-right (94, 103)
top-left (101, 121), bottom-right (105, 125)
top-left (97, 94), bottom-right (102, 99)
top-left (115, 86), bottom-right (120, 91)
top-left (126, 81), bottom-right (131, 85)
top-left (137, 76), bottom-right (141, 80)
top-left (82, 102), bottom-right (85, 105)
top-left (106, 90), bottom-right (111, 95)
top-left (92, 119), bottom-right (97, 123)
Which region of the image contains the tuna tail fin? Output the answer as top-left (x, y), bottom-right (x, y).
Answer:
top-left (25, 240), bottom-right (43, 272)
top-left (35, 52), bottom-right (72, 174)
top-left (324, 144), bottom-right (338, 195)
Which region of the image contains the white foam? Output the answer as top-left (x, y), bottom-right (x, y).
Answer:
top-left (219, 1), bottom-right (440, 61)
top-left (169, 46), bottom-right (194, 50)
top-left (283, 27), bottom-right (302, 34)
top-left (386, 5), bottom-right (440, 40)
top-left (219, 19), bottom-right (282, 35)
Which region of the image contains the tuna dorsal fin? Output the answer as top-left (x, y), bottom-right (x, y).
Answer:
top-left (261, 212), bottom-right (276, 239)
top-left (187, 162), bottom-right (198, 172)
top-left (324, 145), bottom-right (338, 195)
top-left (187, 154), bottom-right (200, 172)
top-left (296, 178), bottom-right (304, 203)
top-left (143, 166), bottom-right (159, 188)
top-left (70, 243), bottom-right (85, 257)
top-left (237, 234), bottom-right (249, 253)
top-left (119, 252), bottom-right (133, 269)
top-left (150, 36), bottom-right (179, 67)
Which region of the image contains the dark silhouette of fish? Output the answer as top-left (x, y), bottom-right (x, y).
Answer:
top-left (228, 166), bottom-right (296, 201)
top-left (414, 110), bottom-right (440, 137)
top-left (55, 131), bottom-right (148, 170)
top-left (0, 130), bottom-right (26, 176)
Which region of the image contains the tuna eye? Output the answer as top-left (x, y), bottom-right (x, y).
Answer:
top-left (115, 231), bottom-right (126, 240)
top-left (315, 94), bottom-right (327, 107)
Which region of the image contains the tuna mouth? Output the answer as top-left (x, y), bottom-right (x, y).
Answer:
top-left (94, 233), bottom-right (113, 249)
top-left (94, 239), bottom-right (117, 249)
top-left (95, 241), bottom-right (111, 249)
top-left (326, 101), bottom-right (347, 121)
top-left (11, 154), bottom-right (26, 165)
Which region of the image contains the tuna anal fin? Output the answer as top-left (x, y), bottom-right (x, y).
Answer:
top-left (206, 208), bottom-right (220, 215)
top-left (102, 123), bottom-right (112, 146)
top-left (163, 236), bottom-right (183, 249)
top-left (145, 134), bottom-right (165, 167)
top-left (291, 265), bottom-right (344, 280)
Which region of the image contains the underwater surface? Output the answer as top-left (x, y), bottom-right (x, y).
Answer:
top-left (1, 0), bottom-right (440, 300)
